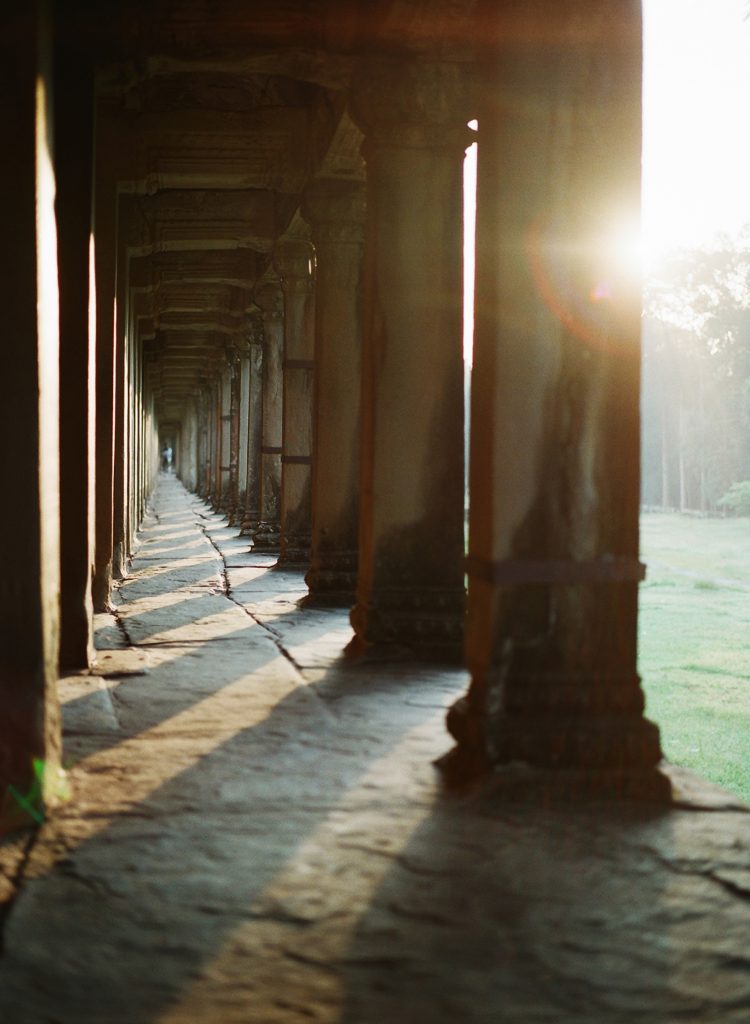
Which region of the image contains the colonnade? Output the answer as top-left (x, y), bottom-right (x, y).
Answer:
top-left (0, 0), bottom-right (667, 827)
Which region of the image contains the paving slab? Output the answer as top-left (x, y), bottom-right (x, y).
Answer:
top-left (1, 475), bottom-right (749, 1024)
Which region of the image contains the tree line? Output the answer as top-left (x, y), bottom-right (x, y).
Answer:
top-left (641, 230), bottom-right (750, 514)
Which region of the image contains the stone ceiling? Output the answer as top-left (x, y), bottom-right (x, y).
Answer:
top-left (83, 0), bottom-right (476, 423)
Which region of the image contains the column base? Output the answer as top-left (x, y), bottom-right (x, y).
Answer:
top-left (303, 555), bottom-right (357, 607)
top-left (349, 586), bottom-right (464, 663)
top-left (239, 508), bottom-right (261, 536)
top-left (441, 685), bottom-right (669, 800)
top-left (111, 542), bottom-right (128, 581)
top-left (59, 622), bottom-right (93, 672)
top-left (277, 532), bottom-right (311, 568)
top-left (251, 520), bottom-right (281, 551)
top-left (488, 713), bottom-right (663, 771)
top-left (91, 563), bottom-right (113, 614)
top-left (437, 746), bottom-right (672, 803)
top-left (227, 491), bottom-right (246, 528)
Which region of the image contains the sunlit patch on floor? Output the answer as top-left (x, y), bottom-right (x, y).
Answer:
top-left (157, 714), bottom-right (445, 1024)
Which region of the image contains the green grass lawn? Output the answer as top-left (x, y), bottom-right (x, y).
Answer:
top-left (639, 511), bottom-right (750, 803)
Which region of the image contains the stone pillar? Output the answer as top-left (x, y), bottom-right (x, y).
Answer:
top-left (137, 339), bottom-right (147, 524)
top-left (348, 59), bottom-right (469, 661)
top-left (225, 344), bottom-right (242, 521)
top-left (300, 180), bottom-right (365, 607)
top-left (92, 102), bottom-right (120, 612)
top-left (123, 285), bottom-right (137, 550)
top-left (208, 360), bottom-right (223, 509)
top-left (112, 199), bottom-right (135, 579)
top-left (252, 282), bottom-right (284, 551)
top-left (234, 336), bottom-right (252, 526)
top-left (183, 395), bottom-right (200, 491)
top-left (0, 0), bottom-right (63, 823)
top-left (213, 355), bottom-right (230, 513)
top-left (130, 319), bottom-right (143, 542)
top-left (445, 1), bottom-right (666, 797)
top-left (55, 28), bottom-right (95, 667)
top-left (274, 239), bottom-right (315, 566)
top-left (133, 328), bottom-right (145, 524)
top-left (198, 385), bottom-right (211, 499)
top-left (240, 313), bottom-right (264, 536)
top-left (220, 353), bottom-right (233, 513)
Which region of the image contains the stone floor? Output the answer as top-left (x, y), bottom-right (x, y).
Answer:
top-left (1, 475), bottom-right (749, 1023)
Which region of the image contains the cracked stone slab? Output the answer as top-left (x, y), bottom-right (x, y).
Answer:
top-left (59, 674), bottom-right (120, 735)
top-left (225, 557), bottom-right (280, 573)
top-left (93, 611), bottom-right (128, 651)
top-left (92, 647), bottom-right (151, 678)
top-left (227, 566), bottom-right (307, 593)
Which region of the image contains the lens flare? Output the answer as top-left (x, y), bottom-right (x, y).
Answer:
top-left (525, 214), bottom-right (641, 354)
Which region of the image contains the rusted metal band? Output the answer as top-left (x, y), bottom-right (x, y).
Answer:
top-left (464, 555), bottom-right (646, 585)
top-left (284, 359), bottom-right (315, 370)
top-left (261, 445), bottom-right (283, 455)
top-left (282, 455), bottom-right (312, 465)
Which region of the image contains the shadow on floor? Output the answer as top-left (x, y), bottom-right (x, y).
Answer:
top-left (0, 660), bottom-right (466, 1023)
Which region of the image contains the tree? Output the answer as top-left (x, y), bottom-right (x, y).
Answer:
top-left (718, 480), bottom-right (750, 521)
top-left (642, 231), bottom-right (750, 513)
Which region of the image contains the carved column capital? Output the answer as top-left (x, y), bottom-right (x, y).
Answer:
top-left (233, 334), bottom-right (252, 357)
top-left (204, 349), bottom-right (224, 380)
top-left (245, 307), bottom-right (265, 348)
top-left (350, 57), bottom-right (474, 151)
top-left (254, 280), bottom-right (284, 321)
top-left (222, 341), bottom-right (241, 372)
top-left (273, 238), bottom-right (315, 293)
top-left (301, 179), bottom-right (366, 246)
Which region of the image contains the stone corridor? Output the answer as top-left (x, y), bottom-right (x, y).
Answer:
top-left (0, 476), bottom-right (747, 1023)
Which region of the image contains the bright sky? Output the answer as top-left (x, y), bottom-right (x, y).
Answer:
top-left (643, 0), bottom-right (750, 259)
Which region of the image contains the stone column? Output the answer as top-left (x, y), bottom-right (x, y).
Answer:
top-left (130, 326), bottom-right (139, 534)
top-left (206, 380), bottom-right (217, 501)
top-left (112, 199), bottom-right (135, 579)
top-left (133, 328), bottom-right (145, 524)
top-left (217, 353), bottom-right (233, 514)
top-left (225, 343), bottom-right (242, 522)
top-left (300, 180), bottom-right (365, 607)
top-left (211, 381), bottom-right (219, 503)
top-left (177, 393), bottom-right (197, 490)
top-left (55, 29), bottom-right (95, 667)
top-left (240, 313), bottom-right (264, 536)
top-left (198, 385), bottom-right (211, 499)
top-left (275, 239), bottom-right (315, 566)
top-left (347, 59), bottom-right (469, 661)
top-left (197, 385), bottom-right (209, 499)
top-left (124, 284), bottom-right (138, 547)
top-left (91, 105), bottom-right (119, 611)
top-left (234, 336), bottom-right (252, 526)
top-left (207, 358), bottom-right (223, 509)
top-left (445, 1), bottom-right (666, 797)
top-left (252, 282), bottom-right (284, 551)
top-left (0, 0), bottom-right (63, 823)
